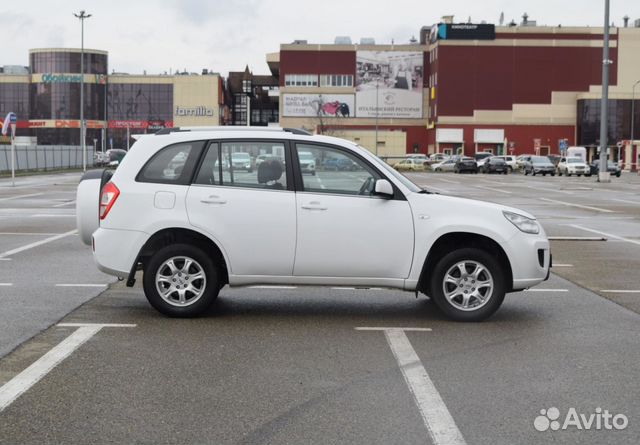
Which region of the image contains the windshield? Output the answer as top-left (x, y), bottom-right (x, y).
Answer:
top-left (532, 156), bottom-right (550, 163)
top-left (298, 153), bottom-right (314, 161)
top-left (358, 147), bottom-right (421, 193)
top-left (232, 153), bottom-right (250, 160)
top-left (567, 158), bottom-right (582, 163)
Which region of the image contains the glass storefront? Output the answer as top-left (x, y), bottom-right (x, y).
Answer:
top-left (30, 51), bottom-right (107, 74)
top-left (577, 99), bottom-right (639, 146)
top-left (0, 83), bottom-right (29, 116)
top-left (29, 83), bottom-right (105, 120)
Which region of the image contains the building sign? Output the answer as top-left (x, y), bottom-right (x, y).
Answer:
top-left (175, 106), bottom-right (214, 117)
top-left (282, 94), bottom-right (354, 117)
top-left (41, 73), bottom-right (108, 84)
top-left (435, 23), bottom-right (495, 40)
top-left (108, 120), bottom-right (173, 129)
top-left (25, 120), bottom-right (105, 129)
top-left (355, 51), bottom-right (423, 119)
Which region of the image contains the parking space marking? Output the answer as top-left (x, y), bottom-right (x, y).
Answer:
top-left (552, 263), bottom-right (573, 267)
top-left (613, 198), bottom-right (640, 205)
top-left (52, 200), bottom-right (76, 208)
top-left (0, 229), bottom-right (77, 259)
top-left (0, 283), bottom-right (13, 286)
top-left (31, 214), bottom-right (75, 218)
top-left (356, 327), bottom-right (466, 445)
top-left (548, 236), bottom-right (606, 241)
top-left (600, 290), bottom-right (640, 293)
top-left (0, 323), bottom-right (136, 413)
top-left (569, 224), bottom-right (640, 247)
top-left (435, 177), bottom-right (460, 184)
top-left (0, 193), bottom-right (44, 202)
top-left (527, 185), bottom-right (573, 195)
top-left (0, 232), bottom-right (67, 236)
top-left (539, 198), bottom-right (615, 213)
top-left (473, 185), bottom-right (511, 194)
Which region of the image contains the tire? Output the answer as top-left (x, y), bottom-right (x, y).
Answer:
top-left (524, 170), bottom-right (529, 176)
top-left (435, 168), bottom-right (441, 172)
top-left (508, 166), bottom-right (513, 173)
top-left (503, 170), bottom-right (508, 175)
top-left (616, 172), bottom-right (621, 178)
top-left (567, 172), bottom-right (572, 177)
top-left (429, 248), bottom-right (506, 322)
top-left (558, 170), bottom-right (562, 176)
top-left (551, 172), bottom-right (555, 176)
top-left (143, 243), bottom-right (220, 317)
top-left (311, 171), bottom-right (316, 176)
top-left (532, 171), bottom-right (536, 176)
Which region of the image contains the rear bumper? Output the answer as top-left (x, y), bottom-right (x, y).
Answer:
top-left (93, 228), bottom-right (149, 278)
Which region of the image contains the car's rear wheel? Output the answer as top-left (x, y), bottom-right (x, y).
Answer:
top-left (143, 243), bottom-right (220, 317)
top-left (429, 248), bottom-right (506, 322)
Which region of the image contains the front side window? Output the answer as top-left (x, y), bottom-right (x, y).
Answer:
top-left (296, 144), bottom-right (380, 196)
top-left (138, 142), bottom-right (203, 184)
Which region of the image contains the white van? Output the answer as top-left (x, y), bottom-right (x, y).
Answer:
top-left (566, 146), bottom-right (587, 161)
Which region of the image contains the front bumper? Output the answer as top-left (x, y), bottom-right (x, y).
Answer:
top-left (504, 231), bottom-right (551, 291)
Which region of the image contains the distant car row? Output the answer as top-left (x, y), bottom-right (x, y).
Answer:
top-left (393, 152), bottom-right (621, 177)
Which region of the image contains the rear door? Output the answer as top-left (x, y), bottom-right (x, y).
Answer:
top-left (186, 140), bottom-right (296, 276)
top-left (291, 142), bottom-right (414, 279)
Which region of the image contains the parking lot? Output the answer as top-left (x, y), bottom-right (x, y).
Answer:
top-left (1, 170), bottom-right (639, 444)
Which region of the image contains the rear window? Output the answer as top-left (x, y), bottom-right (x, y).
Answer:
top-left (137, 141), bottom-right (205, 184)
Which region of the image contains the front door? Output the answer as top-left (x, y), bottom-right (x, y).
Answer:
top-left (292, 143), bottom-right (414, 279)
top-left (186, 141), bottom-right (296, 276)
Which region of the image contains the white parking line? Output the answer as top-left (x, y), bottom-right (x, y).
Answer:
top-left (356, 327), bottom-right (466, 445)
top-left (0, 232), bottom-right (67, 236)
top-left (539, 197), bottom-right (615, 213)
top-left (31, 214), bottom-right (75, 218)
top-left (613, 198), bottom-right (640, 205)
top-left (436, 178), bottom-right (460, 184)
top-left (569, 224), bottom-right (640, 247)
top-left (0, 283), bottom-right (13, 286)
top-left (527, 185), bottom-right (574, 195)
top-left (0, 229), bottom-right (77, 259)
top-left (473, 185), bottom-right (511, 194)
top-left (552, 263), bottom-right (573, 267)
top-left (55, 284), bottom-right (108, 288)
top-left (524, 289), bottom-right (569, 292)
top-left (52, 200), bottom-right (76, 208)
top-left (600, 290), bottom-right (640, 293)
top-left (0, 323), bottom-right (136, 413)
top-left (548, 236), bottom-right (606, 241)
top-left (0, 193), bottom-right (44, 202)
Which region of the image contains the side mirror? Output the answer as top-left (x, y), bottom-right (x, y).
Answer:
top-left (374, 179), bottom-right (394, 198)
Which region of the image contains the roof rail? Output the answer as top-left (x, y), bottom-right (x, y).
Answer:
top-left (154, 126), bottom-right (313, 136)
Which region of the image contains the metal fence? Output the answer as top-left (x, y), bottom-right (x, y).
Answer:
top-left (0, 145), bottom-right (94, 173)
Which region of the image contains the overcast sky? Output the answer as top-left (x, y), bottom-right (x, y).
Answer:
top-left (2, 0), bottom-right (638, 76)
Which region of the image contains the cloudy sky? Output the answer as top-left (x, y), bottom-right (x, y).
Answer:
top-left (2, 0), bottom-right (638, 76)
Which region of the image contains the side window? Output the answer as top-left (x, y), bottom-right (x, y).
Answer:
top-left (296, 144), bottom-right (380, 196)
top-left (220, 141), bottom-right (288, 190)
top-left (193, 143), bottom-right (220, 185)
top-left (137, 141), bottom-right (202, 184)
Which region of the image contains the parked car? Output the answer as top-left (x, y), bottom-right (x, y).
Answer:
top-left (394, 158), bottom-right (426, 172)
top-left (230, 152), bottom-right (253, 172)
top-left (474, 152), bottom-right (494, 163)
top-left (94, 151), bottom-right (109, 167)
top-left (547, 154), bottom-right (562, 167)
top-left (589, 159), bottom-right (621, 177)
top-left (516, 155), bottom-right (533, 171)
top-left (297, 151), bottom-right (316, 175)
top-left (492, 155), bottom-right (517, 172)
top-left (323, 157), bottom-right (358, 171)
top-left (405, 153), bottom-right (428, 161)
top-left (480, 157), bottom-right (509, 174)
top-left (454, 157), bottom-right (478, 173)
top-left (524, 156), bottom-right (556, 176)
top-left (432, 158), bottom-right (457, 172)
top-left (76, 127), bottom-right (550, 322)
top-left (557, 157), bottom-right (590, 177)
top-left (425, 153), bottom-right (449, 165)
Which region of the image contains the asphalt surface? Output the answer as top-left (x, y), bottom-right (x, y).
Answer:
top-left (1, 169), bottom-right (639, 444)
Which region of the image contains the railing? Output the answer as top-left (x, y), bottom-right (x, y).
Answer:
top-left (0, 145), bottom-right (95, 173)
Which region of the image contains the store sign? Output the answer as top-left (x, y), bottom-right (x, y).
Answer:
top-left (175, 106), bottom-right (214, 117)
top-left (41, 73), bottom-right (108, 84)
top-left (436, 23), bottom-right (495, 40)
top-left (108, 120), bottom-right (173, 130)
top-left (355, 51), bottom-right (423, 118)
top-left (283, 94), bottom-right (354, 117)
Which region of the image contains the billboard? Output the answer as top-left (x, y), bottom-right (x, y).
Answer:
top-left (283, 94), bottom-right (354, 117)
top-left (436, 23), bottom-right (495, 40)
top-left (355, 51), bottom-right (423, 118)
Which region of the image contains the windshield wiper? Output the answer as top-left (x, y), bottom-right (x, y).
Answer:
top-left (418, 188), bottom-right (435, 194)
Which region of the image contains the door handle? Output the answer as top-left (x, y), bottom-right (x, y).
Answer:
top-left (301, 201), bottom-right (327, 211)
top-left (200, 195), bottom-right (227, 205)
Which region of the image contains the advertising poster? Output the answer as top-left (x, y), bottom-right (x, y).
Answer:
top-left (355, 51), bottom-right (423, 118)
top-left (282, 94), bottom-right (355, 117)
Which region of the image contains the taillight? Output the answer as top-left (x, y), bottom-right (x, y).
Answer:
top-left (99, 181), bottom-right (120, 220)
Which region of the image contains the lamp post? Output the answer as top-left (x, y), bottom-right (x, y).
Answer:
top-left (74, 10), bottom-right (92, 171)
top-left (597, 0), bottom-right (611, 182)
top-left (375, 82), bottom-right (379, 156)
top-left (632, 80), bottom-right (640, 172)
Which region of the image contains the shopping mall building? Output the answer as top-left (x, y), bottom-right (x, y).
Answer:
top-left (0, 48), bottom-right (227, 149)
top-left (1, 18), bottom-right (639, 166)
top-left (272, 18), bottom-right (640, 165)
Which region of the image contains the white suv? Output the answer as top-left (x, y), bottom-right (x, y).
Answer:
top-left (77, 127), bottom-right (551, 321)
top-left (557, 157), bottom-right (590, 177)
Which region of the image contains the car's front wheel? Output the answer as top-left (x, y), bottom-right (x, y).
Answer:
top-left (143, 243), bottom-right (220, 317)
top-left (429, 248), bottom-right (506, 322)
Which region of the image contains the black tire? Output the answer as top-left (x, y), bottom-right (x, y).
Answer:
top-left (524, 170), bottom-right (529, 176)
top-left (542, 172), bottom-right (547, 176)
top-left (567, 172), bottom-right (571, 177)
top-left (532, 171), bottom-right (536, 176)
top-left (558, 170), bottom-right (563, 176)
top-left (550, 172), bottom-right (555, 176)
top-left (616, 172), bottom-right (621, 177)
top-left (143, 243), bottom-right (220, 317)
top-left (429, 248), bottom-right (506, 322)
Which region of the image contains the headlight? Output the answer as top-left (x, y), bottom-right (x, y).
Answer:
top-left (503, 211), bottom-right (540, 234)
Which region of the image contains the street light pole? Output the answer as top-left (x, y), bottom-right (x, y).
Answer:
top-left (74, 10), bottom-right (92, 172)
top-left (632, 80), bottom-right (639, 172)
top-left (598, 0), bottom-right (611, 182)
top-left (375, 82), bottom-right (379, 156)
